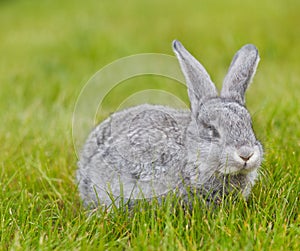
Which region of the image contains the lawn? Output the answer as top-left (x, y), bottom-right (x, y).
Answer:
top-left (0, 0), bottom-right (299, 250)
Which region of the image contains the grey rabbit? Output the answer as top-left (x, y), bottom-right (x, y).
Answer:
top-left (77, 40), bottom-right (263, 208)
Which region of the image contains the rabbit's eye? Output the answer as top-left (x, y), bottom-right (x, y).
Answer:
top-left (202, 122), bottom-right (220, 139)
top-left (208, 126), bottom-right (220, 138)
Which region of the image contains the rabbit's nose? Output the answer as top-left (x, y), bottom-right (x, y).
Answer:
top-left (239, 153), bottom-right (253, 162)
top-left (238, 147), bottom-right (254, 162)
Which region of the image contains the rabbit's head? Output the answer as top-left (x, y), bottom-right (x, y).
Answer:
top-left (173, 40), bottom-right (263, 175)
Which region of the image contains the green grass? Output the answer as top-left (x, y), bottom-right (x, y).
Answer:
top-left (0, 0), bottom-right (299, 250)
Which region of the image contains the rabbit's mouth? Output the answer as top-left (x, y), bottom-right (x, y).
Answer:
top-left (239, 163), bottom-right (258, 174)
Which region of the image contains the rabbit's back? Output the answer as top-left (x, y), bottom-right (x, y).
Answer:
top-left (77, 104), bottom-right (190, 207)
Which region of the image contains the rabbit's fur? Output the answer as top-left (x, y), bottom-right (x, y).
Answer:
top-left (77, 40), bottom-right (263, 208)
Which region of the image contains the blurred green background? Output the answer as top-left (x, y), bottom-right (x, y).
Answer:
top-left (1, 0), bottom-right (299, 166)
top-left (1, 0), bottom-right (299, 132)
top-left (0, 0), bottom-right (299, 250)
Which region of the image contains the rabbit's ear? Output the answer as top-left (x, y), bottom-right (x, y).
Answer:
top-left (173, 40), bottom-right (218, 114)
top-left (221, 44), bottom-right (260, 105)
